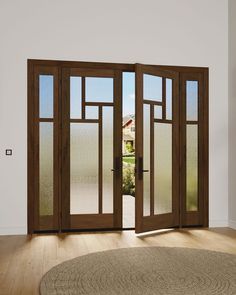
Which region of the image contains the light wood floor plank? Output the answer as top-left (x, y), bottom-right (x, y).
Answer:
top-left (0, 228), bottom-right (236, 294)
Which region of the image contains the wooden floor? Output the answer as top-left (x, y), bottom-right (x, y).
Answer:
top-left (0, 227), bottom-right (236, 294)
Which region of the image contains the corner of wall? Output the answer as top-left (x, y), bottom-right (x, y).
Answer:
top-left (0, 226), bottom-right (27, 236)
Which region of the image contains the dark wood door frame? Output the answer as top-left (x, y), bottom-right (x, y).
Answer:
top-left (28, 59), bottom-right (209, 234)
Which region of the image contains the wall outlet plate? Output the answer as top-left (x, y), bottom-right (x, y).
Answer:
top-left (6, 149), bottom-right (12, 156)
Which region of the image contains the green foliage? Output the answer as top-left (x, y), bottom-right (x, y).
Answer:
top-left (123, 164), bottom-right (135, 196)
top-left (125, 142), bottom-right (134, 153)
top-left (123, 156), bottom-right (135, 165)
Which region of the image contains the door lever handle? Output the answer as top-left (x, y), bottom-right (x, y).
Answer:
top-left (111, 157), bottom-right (121, 172)
top-left (142, 169), bottom-right (149, 172)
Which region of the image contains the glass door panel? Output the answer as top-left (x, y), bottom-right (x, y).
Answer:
top-left (135, 64), bottom-right (180, 233)
top-left (61, 68), bottom-right (122, 230)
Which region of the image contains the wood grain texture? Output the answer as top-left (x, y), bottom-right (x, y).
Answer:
top-left (0, 228), bottom-right (236, 294)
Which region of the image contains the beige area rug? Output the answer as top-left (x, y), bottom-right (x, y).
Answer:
top-left (40, 247), bottom-right (236, 294)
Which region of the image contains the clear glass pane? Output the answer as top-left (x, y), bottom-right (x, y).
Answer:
top-left (122, 72), bottom-right (135, 117)
top-left (70, 123), bottom-right (99, 214)
top-left (154, 123), bottom-right (172, 215)
top-left (143, 104), bottom-right (150, 216)
top-left (86, 77), bottom-right (113, 102)
top-left (39, 75), bottom-right (53, 118)
top-left (143, 74), bottom-right (162, 101)
top-left (186, 125), bottom-right (198, 211)
top-left (186, 81), bottom-right (198, 121)
top-left (70, 77), bottom-right (81, 119)
top-left (85, 106), bottom-right (98, 119)
top-left (103, 107), bottom-right (113, 213)
top-left (166, 79), bottom-right (172, 120)
top-left (154, 105), bottom-right (162, 119)
top-left (39, 122), bottom-right (53, 216)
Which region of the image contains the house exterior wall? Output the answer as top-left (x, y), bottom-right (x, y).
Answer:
top-left (0, 0), bottom-right (228, 234)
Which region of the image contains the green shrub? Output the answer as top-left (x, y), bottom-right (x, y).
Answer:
top-left (123, 164), bottom-right (135, 196)
top-left (125, 142), bottom-right (134, 153)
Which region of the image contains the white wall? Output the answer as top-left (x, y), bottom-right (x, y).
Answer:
top-left (229, 0), bottom-right (236, 230)
top-left (0, 0), bottom-right (229, 234)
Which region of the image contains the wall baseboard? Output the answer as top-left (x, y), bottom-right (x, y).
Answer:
top-left (0, 226), bottom-right (26, 236)
top-left (0, 220), bottom-right (233, 235)
top-left (209, 219), bottom-right (229, 227)
top-left (229, 220), bottom-right (236, 230)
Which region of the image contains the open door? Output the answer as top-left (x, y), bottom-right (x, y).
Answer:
top-left (135, 64), bottom-right (180, 233)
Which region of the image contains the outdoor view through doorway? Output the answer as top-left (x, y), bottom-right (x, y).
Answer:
top-left (122, 73), bottom-right (135, 228)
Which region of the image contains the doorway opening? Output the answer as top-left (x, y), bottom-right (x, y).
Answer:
top-left (122, 72), bottom-right (135, 228)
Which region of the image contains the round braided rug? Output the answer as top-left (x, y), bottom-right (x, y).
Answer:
top-left (40, 247), bottom-right (236, 294)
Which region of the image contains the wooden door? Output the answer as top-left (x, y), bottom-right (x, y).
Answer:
top-left (61, 68), bottom-right (122, 230)
top-left (135, 64), bottom-right (180, 233)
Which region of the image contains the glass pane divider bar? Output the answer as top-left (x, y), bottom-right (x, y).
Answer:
top-left (82, 77), bottom-right (85, 119)
top-left (186, 121), bottom-right (198, 125)
top-left (70, 119), bottom-right (99, 123)
top-left (143, 99), bottom-right (162, 106)
top-left (150, 104), bottom-right (154, 216)
top-left (154, 119), bottom-right (172, 124)
top-left (39, 118), bottom-right (54, 122)
top-left (85, 102), bottom-right (114, 106)
top-left (99, 106), bottom-right (103, 214)
top-left (162, 78), bottom-right (166, 120)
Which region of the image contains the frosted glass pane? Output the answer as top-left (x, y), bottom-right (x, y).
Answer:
top-left (103, 107), bottom-right (113, 213)
top-left (166, 79), bottom-right (172, 120)
top-left (143, 74), bottom-right (162, 101)
top-left (85, 106), bottom-right (98, 119)
top-left (186, 125), bottom-right (198, 211)
top-left (86, 77), bottom-right (113, 102)
top-left (39, 122), bottom-right (53, 216)
top-left (70, 77), bottom-right (81, 119)
top-left (154, 105), bottom-right (162, 119)
top-left (39, 75), bottom-right (53, 118)
top-left (70, 123), bottom-right (99, 214)
top-left (186, 81), bottom-right (198, 121)
top-left (143, 104), bottom-right (150, 216)
top-left (154, 123), bottom-right (172, 215)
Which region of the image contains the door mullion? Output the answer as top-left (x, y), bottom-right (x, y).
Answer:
top-left (150, 104), bottom-right (154, 216)
top-left (99, 106), bottom-right (103, 214)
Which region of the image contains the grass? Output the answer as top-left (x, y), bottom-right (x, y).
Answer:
top-left (123, 155), bottom-right (135, 165)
